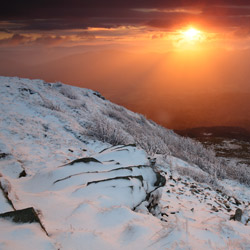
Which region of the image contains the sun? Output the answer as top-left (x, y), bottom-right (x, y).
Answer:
top-left (181, 27), bottom-right (202, 42)
top-left (171, 26), bottom-right (210, 48)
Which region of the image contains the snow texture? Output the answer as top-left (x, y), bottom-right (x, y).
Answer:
top-left (0, 76), bottom-right (249, 250)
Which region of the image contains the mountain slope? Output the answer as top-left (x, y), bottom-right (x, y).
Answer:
top-left (0, 76), bottom-right (249, 249)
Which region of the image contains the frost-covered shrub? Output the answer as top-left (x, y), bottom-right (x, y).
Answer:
top-left (41, 97), bottom-right (61, 112)
top-left (125, 122), bottom-right (170, 156)
top-left (224, 163), bottom-right (250, 186)
top-left (103, 103), bottom-right (135, 124)
top-left (105, 109), bottom-right (125, 123)
top-left (87, 115), bottom-right (130, 146)
top-left (53, 81), bottom-right (62, 88)
top-left (60, 85), bottom-right (78, 100)
top-left (84, 99), bottom-right (250, 186)
top-left (175, 165), bottom-right (216, 185)
top-left (136, 114), bottom-right (148, 126)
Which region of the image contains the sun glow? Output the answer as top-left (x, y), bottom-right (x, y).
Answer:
top-left (171, 26), bottom-right (208, 48)
top-left (182, 27), bottom-right (201, 42)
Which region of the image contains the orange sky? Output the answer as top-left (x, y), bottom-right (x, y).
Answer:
top-left (1, 1), bottom-right (250, 130)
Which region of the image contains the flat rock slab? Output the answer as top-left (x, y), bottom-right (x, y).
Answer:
top-left (0, 207), bottom-right (40, 224)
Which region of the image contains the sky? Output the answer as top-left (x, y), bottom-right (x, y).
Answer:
top-left (1, 0), bottom-right (250, 130)
top-left (1, 0), bottom-right (250, 50)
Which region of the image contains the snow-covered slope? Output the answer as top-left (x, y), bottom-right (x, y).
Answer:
top-left (0, 76), bottom-right (249, 250)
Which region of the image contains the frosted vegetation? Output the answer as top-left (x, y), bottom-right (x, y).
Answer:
top-left (87, 95), bottom-right (250, 187)
top-left (0, 77), bottom-right (249, 249)
top-left (2, 76), bottom-right (249, 187)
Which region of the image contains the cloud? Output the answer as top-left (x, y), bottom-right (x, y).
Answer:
top-left (34, 35), bottom-right (65, 46)
top-left (0, 28), bottom-right (11, 33)
top-left (151, 33), bottom-right (164, 39)
top-left (0, 31), bottom-right (97, 47)
top-left (0, 0), bottom-right (249, 50)
top-left (0, 33), bottom-right (28, 45)
top-left (0, 1), bottom-right (250, 32)
top-left (76, 32), bottom-right (96, 40)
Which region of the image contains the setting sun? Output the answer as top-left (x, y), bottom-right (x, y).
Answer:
top-left (182, 27), bottom-right (201, 42)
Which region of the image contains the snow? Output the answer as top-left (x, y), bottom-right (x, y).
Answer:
top-left (0, 76), bottom-right (249, 249)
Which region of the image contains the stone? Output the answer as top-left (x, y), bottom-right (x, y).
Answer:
top-left (19, 170), bottom-right (27, 178)
top-left (230, 208), bottom-right (243, 222)
top-left (0, 207), bottom-right (40, 224)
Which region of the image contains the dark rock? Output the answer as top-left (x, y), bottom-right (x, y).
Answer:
top-left (18, 88), bottom-right (35, 95)
top-left (190, 184), bottom-right (197, 189)
top-left (211, 206), bottom-right (219, 212)
top-left (67, 157), bottom-right (102, 165)
top-left (161, 218), bottom-right (168, 222)
top-left (68, 149), bottom-right (74, 152)
top-left (86, 175), bottom-right (143, 186)
top-left (0, 180), bottom-right (15, 210)
top-left (161, 212), bottom-right (169, 217)
top-left (154, 172), bottom-right (166, 187)
top-left (233, 197), bottom-right (241, 206)
top-left (0, 207), bottom-right (39, 223)
top-left (245, 218), bottom-right (250, 225)
top-left (93, 92), bottom-right (105, 100)
top-left (149, 158), bottom-right (156, 166)
top-left (0, 153), bottom-right (8, 159)
top-left (190, 189), bottom-right (200, 194)
top-left (19, 170), bottom-right (27, 178)
top-left (230, 208), bottom-right (243, 222)
top-left (0, 207), bottom-right (49, 235)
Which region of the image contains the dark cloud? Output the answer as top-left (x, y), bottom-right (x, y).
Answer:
top-left (34, 35), bottom-right (65, 46)
top-left (0, 1), bottom-right (250, 32)
top-left (201, 6), bottom-right (250, 16)
top-left (0, 33), bottom-right (27, 46)
top-left (0, 28), bottom-right (11, 33)
top-left (0, 31), bottom-right (96, 47)
top-left (77, 32), bottom-right (96, 40)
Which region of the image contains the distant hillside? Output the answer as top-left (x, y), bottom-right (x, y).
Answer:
top-left (175, 126), bottom-right (250, 141)
top-left (175, 126), bottom-right (250, 167)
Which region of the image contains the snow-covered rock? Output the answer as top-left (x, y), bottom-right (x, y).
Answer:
top-left (0, 76), bottom-right (249, 250)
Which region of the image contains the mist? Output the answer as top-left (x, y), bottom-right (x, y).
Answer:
top-left (1, 47), bottom-right (250, 131)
